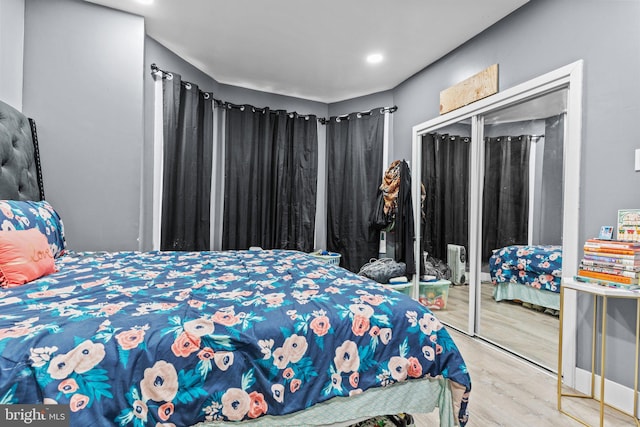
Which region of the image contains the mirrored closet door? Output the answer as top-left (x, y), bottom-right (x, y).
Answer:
top-left (411, 61), bottom-right (583, 374)
top-left (420, 122), bottom-right (472, 334)
top-left (477, 89), bottom-right (566, 370)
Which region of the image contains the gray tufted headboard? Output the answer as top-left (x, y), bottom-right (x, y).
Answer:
top-left (0, 100), bottom-right (44, 201)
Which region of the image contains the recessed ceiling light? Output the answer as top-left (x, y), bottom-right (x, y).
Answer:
top-left (137, 0), bottom-right (154, 5)
top-left (366, 53), bottom-right (384, 64)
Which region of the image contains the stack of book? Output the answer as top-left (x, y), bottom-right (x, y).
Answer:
top-left (576, 239), bottom-right (640, 290)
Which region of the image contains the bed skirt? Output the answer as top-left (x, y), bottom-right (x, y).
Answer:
top-left (492, 281), bottom-right (560, 311)
top-left (195, 377), bottom-right (455, 427)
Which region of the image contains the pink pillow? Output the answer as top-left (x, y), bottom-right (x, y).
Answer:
top-left (0, 228), bottom-right (55, 288)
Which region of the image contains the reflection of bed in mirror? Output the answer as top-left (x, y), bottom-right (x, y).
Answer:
top-left (488, 245), bottom-right (562, 312)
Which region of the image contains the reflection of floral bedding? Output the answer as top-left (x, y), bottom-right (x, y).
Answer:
top-left (0, 250), bottom-right (471, 426)
top-left (489, 245), bottom-right (562, 293)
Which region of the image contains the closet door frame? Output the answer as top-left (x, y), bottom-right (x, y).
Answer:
top-left (411, 60), bottom-right (583, 387)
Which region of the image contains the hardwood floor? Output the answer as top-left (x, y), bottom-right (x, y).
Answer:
top-left (413, 328), bottom-right (634, 426)
top-left (434, 282), bottom-right (559, 370)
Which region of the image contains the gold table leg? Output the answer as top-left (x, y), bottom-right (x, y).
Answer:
top-left (600, 296), bottom-right (607, 427)
top-left (557, 286), bottom-right (564, 411)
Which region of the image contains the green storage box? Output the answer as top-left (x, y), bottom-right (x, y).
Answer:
top-left (418, 280), bottom-right (451, 310)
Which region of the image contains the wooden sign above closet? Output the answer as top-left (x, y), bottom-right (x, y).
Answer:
top-left (439, 64), bottom-right (498, 114)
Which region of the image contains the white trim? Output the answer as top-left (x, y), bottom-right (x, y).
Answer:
top-left (527, 143), bottom-right (536, 246)
top-left (383, 110), bottom-right (390, 174)
top-left (211, 105), bottom-right (226, 251)
top-left (575, 367), bottom-right (640, 418)
top-left (313, 120), bottom-right (326, 251)
top-left (561, 61), bottom-right (583, 387)
top-left (411, 124), bottom-right (421, 300)
top-left (380, 111), bottom-right (391, 255)
top-left (209, 102), bottom-right (219, 250)
top-left (411, 60), bottom-right (584, 382)
top-left (151, 74), bottom-right (164, 251)
top-left (469, 116), bottom-right (483, 334)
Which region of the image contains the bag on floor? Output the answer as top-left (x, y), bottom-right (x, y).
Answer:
top-left (423, 254), bottom-right (451, 280)
top-left (358, 258), bottom-right (406, 283)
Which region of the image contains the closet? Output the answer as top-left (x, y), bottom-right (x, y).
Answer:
top-left (411, 61), bottom-right (583, 378)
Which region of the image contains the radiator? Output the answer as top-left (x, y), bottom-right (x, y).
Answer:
top-left (447, 244), bottom-right (467, 285)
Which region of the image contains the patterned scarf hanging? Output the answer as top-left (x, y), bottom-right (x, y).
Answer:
top-left (380, 160), bottom-right (402, 218)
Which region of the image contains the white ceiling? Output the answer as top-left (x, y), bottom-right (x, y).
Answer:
top-left (84, 0), bottom-right (529, 103)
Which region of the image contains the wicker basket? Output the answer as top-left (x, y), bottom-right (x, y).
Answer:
top-left (310, 250), bottom-right (341, 266)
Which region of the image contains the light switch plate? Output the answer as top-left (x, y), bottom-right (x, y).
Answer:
top-left (636, 149), bottom-right (640, 171)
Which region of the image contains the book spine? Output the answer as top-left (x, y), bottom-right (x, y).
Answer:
top-left (578, 269), bottom-right (640, 285)
top-left (580, 259), bottom-right (640, 271)
top-left (574, 275), bottom-right (640, 290)
top-left (579, 264), bottom-right (640, 278)
top-left (583, 254), bottom-right (640, 265)
top-left (585, 240), bottom-right (640, 250)
top-left (583, 247), bottom-right (640, 257)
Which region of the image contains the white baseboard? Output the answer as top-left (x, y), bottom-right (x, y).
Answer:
top-left (574, 367), bottom-right (639, 418)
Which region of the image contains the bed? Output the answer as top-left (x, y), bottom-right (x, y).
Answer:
top-left (0, 99), bottom-right (471, 427)
top-left (488, 245), bottom-right (562, 311)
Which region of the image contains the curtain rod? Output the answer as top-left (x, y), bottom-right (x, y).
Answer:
top-left (430, 132), bottom-right (546, 142)
top-left (151, 64), bottom-right (398, 125)
top-left (319, 105), bottom-right (398, 125)
top-left (487, 134), bottom-right (545, 141)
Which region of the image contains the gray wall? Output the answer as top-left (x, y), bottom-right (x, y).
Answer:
top-left (0, 0), bottom-right (25, 110)
top-left (23, 0), bottom-right (144, 251)
top-left (328, 90), bottom-right (394, 117)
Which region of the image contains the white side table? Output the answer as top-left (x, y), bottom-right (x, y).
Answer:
top-left (557, 278), bottom-right (640, 426)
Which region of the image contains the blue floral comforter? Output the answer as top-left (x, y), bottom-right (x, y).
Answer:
top-left (489, 245), bottom-right (562, 293)
top-left (0, 250), bottom-right (470, 426)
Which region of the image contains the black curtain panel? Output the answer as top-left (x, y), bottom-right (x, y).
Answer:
top-left (274, 115), bottom-right (319, 250)
top-left (482, 135), bottom-right (531, 260)
top-left (421, 133), bottom-right (470, 262)
top-left (327, 110), bottom-right (384, 273)
top-left (394, 160), bottom-right (416, 276)
top-left (222, 107), bottom-right (318, 251)
top-left (539, 115), bottom-right (564, 245)
top-left (161, 73), bottom-right (213, 251)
